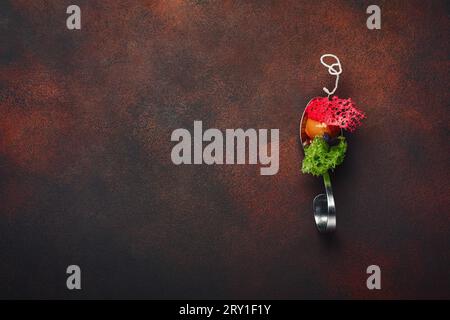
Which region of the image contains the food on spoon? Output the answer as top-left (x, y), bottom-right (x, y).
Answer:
top-left (301, 135), bottom-right (347, 176)
top-left (301, 95), bottom-right (365, 176)
top-left (305, 118), bottom-right (340, 140)
top-left (306, 96), bottom-right (365, 132)
top-left (322, 133), bottom-right (340, 146)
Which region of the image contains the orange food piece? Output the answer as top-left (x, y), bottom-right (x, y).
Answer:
top-left (305, 118), bottom-right (340, 139)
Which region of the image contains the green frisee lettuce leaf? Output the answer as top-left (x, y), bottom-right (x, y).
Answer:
top-left (301, 136), bottom-right (347, 176)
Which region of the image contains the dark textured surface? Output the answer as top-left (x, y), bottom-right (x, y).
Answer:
top-left (0, 0), bottom-right (449, 299)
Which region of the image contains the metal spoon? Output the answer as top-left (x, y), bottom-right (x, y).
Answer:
top-left (299, 99), bottom-right (338, 233)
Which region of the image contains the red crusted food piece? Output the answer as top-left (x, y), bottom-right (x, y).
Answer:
top-left (306, 96), bottom-right (365, 132)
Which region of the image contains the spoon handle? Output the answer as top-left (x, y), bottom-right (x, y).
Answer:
top-left (313, 171), bottom-right (337, 232)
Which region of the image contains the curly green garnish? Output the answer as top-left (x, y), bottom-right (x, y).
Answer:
top-left (301, 136), bottom-right (347, 176)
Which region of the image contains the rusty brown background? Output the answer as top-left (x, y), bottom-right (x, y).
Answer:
top-left (0, 0), bottom-right (449, 299)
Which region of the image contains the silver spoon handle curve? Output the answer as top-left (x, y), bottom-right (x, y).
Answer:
top-left (313, 171), bottom-right (336, 232)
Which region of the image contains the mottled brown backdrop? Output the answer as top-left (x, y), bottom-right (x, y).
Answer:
top-left (0, 0), bottom-right (449, 299)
